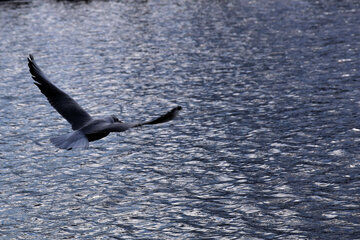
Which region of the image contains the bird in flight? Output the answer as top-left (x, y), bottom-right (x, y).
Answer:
top-left (27, 54), bottom-right (182, 150)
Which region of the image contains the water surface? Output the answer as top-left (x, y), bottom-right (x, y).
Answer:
top-left (0, 0), bottom-right (359, 239)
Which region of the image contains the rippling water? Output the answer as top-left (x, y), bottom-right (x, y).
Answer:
top-left (0, 0), bottom-right (359, 239)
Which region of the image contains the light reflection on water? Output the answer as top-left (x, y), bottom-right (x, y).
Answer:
top-left (0, 0), bottom-right (360, 239)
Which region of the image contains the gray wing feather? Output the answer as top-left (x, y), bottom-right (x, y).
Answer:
top-left (132, 106), bottom-right (182, 128)
top-left (105, 122), bottom-right (134, 132)
top-left (28, 54), bottom-right (92, 130)
top-left (109, 106), bottom-right (182, 132)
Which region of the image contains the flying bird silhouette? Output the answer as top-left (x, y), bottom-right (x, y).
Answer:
top-left (27, 54), bottom-right (182, 150)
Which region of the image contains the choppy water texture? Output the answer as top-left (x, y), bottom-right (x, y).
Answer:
top-left (0, 0), bottom-right (359, 239)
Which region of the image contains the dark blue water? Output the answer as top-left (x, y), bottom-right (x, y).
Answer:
top-left (0, 0), bottom-right (359, 239)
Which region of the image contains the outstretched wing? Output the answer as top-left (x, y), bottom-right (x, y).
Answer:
top-left (107, 106), bottom-right (182, 132)
top-left (140, 106), bottom-right (182, 126)
top-left (28, 54), bottom-right (92, 130)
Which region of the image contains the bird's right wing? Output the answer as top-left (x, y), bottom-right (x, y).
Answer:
top-left (134, 106), bottom-right (182, 127)
top-left (105, 106), bottom-right (182, 133)
top-left (28, 55), bottom-right (92, 130)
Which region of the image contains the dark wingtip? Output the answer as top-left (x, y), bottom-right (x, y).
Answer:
top-left (28, 54), bottom-right (34, 62)
top-left (142, 106), bottom-right (182, 126)
top-left (171, 106), bottom-right (182, 112)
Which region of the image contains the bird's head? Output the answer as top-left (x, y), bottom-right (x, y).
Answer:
top-left (111, 115), bottom-right (122, 123)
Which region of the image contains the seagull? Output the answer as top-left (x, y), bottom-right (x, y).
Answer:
top-left (27, 54), bottom-right (182, 150)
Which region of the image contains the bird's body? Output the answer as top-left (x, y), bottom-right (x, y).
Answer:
top-left (27, 54), bottom-right (181, 150)
top-left (78, 119), bottom-right (112, 141)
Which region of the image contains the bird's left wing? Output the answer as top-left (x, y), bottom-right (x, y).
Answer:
top-left (28, 54), bottom-right (92, 130)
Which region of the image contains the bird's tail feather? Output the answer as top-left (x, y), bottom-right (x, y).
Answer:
top-left (50, 131), bottom-right (89, 150)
